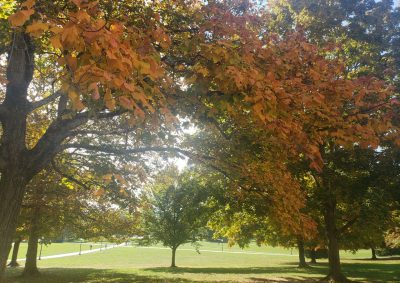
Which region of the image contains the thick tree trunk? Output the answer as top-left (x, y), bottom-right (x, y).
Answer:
top-left (0, 32), bottom-right (34, 282)
top-left (8, 237), bottom-right (22, 267)
top-left (0, 176), bottom-right (28, 280)
top-left (23, 235), bottom-right (39, 277)
top-left (371, 247), bottom-right (377, 260)
top-left (297, 239), bottom-right (308, 268)
top-left (324, 198), bottom-right (349, 283)
top-left (170, 246), bottom-right (177, 268)
top-left (22, 207), bottom-right (41, 277)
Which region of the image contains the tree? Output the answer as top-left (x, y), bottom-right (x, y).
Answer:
top-left (206, 172), bottom-right (316, 268)
top-left (184, 83), bottom-right (396, 276)
top-left (268, 0), bottom-right (400, 85)
top-left (1, 1), bottom-right (398, 279)
top-left (72, 201), bottom-right (138, 244)
top-left (0, 0), bottom-right (202, 275)
top-left (19, 168), bottom-right (92, 276)
top-left (141, 167), bottom-right (210, 267)
top-left (266, 2), bottom-right (400, 281)
top-left (7, 221), bottom-right (27, 268)
top-left (11, 146), bottom-right (139, 276)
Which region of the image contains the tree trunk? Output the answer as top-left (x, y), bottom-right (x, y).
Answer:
top-left (371, 247), bottom-right (377, 260)
top-left (22, 207), bottom-right (41, 277)
top-left (310, 248), bottom-right (317, 264)
top-left (0, 176), bottom-right (28, 280)
top-left (324, 198), bottom-right (348, 283)
top-left (170, 246), bottom-right (177, 268)
top-left (297, 238), bottom-right (308, 268)
top-left (0, 32), bottom-right (34, 282)
top-left (8, 237), bottom-right (22, 267)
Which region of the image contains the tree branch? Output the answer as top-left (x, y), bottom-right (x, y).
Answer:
top-left (29, 90), bottom-right (62, 111)
top-left (27, 108), bottom-right (127, 176)
top-left (60, 143), bottom-right (193, 158)
top-left (51, 160), bottom-right (91, 191)
top-left (71, 129), bottom-right (130, 137)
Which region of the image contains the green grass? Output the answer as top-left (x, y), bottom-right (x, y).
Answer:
top-left (7, 242), bottom-right (111, 260)
top-left (4, 242), bottom-right (400, 282)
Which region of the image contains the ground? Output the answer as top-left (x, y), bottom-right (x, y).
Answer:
top-left (4, 242), bottom-right (400, 282)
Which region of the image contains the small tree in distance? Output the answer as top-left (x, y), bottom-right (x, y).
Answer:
top-left (140, 167), bottom-right (210, 268)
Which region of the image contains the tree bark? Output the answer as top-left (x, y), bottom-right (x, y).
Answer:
top-left (0, 32), bottom-right (34, 282)
top-left (371, 247), bottom-right (377, 260)
top-left (22, 207), bottom-right (41, 277)
top-left (297, 238), bottom-right (308, 268)
top-left (170, 246), bottom-right (177, 268)
top-left (0, 176), bottom-right (28, 280)
top-left (310, 248), bottom-right (317, 264)
top-left (324, 198), bottom-right (349, 283)
top-left (8, 237), bottom-right (22, 267)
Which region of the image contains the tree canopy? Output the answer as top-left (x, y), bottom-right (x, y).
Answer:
top-left (0, 1), bottom-right (399, 282)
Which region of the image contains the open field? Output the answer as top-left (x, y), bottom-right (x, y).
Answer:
top-left (4, 242), bottom-right (400, 282)
top-left (7, 243), bottom-right (114, 261)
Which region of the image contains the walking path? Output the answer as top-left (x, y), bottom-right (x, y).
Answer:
top-left (12, 243), bottom-right (125, 262)
top-left (132, 246), bottom-right (298, 257)
top-left (9, 244), bottom-right (297, 264)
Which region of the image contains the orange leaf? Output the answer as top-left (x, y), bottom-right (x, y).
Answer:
top-left (104, 88), bottom-right (116, 111)
top-left (68, 90), bottom-right (85, 111)
top-left (22, 0), bottom-right (36, 9)
top-left (88, 83), bottom-right (100, 100)
top-left (75, 10), bottom-right (90, 23)
top-left (26, 21), bottom-right (49, 37)
top-left (119, 96), bottom-right (134, 110)
top-left (65, 55), bottom-right (78, 71)
top-left (8, 9), bottom-right (34, 27)
top-left (50, 35), bottom-right (63, 49)
top-left (72, 0), bottom-right (82, 7)
top-left (93, 188), bottom-right (105, 197)
top-left (61, 25), bottom-right (80, 48)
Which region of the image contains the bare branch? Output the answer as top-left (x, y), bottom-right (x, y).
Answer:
top-left (51, 160), bottom-right (91, 191)
top-left (27, 108), bottom-right (127, 175)
top-left (71, 128), bottom-right (132, 137)
top-left (60, 143), bottom-right (192, 157)
top-left (57, 93), bottom-right (68, 118)
top-left (30, 90), bottom-right (62, 111)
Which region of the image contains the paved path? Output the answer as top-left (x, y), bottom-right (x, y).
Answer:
top-left (9, 244), bottom-right (297, 264)
top-left (132, 246), bottom-right (298, 257)
top-left (11, 243), bottom-right (124, 262)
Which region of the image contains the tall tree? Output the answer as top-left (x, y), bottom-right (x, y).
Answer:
top-left (266, 2), bottom-right (400, 281)
top-left (140, 167), bottom-right (210, 267)
top-left (0, 1), bottom-right (397, 280)
top-left (206, 169), bottom-right (316, 268)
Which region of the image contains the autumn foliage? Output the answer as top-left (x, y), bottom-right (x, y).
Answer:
top-left (6, 0), bottom-right (396, 164)
top-left (0, 0), bottom-right (398, 281)
top-left (3, 0), bottom-right (396, 242)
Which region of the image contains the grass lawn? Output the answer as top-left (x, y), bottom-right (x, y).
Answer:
top-left (7, 242), bottom-right (112, 260)
top-left (4, 242), bottom-right (400, 282)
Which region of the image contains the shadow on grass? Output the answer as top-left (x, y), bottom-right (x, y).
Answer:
top-left (247, 278), bottom-right (320, 283)
top-left (341, 262), bottom-right (400, 282)
top-left (4, 267), bottom-right (325, 283)
top-left (145, 265), bottom-right (327, 282)
top-left (144, 265), bottom-right (325, 275)
top-left (146, 261), bottom-right (400, 283)
top-left (354, 256), bottom-right (400, 261)
top-left (5, 267), bottom-right (191, 283)
top-left (4, 261), bottom-right (400, 283)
